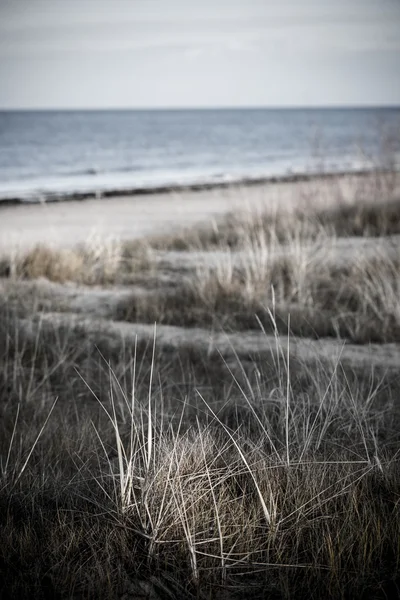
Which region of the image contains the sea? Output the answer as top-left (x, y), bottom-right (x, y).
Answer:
top-left (0, 107), bottom-right (399, 203)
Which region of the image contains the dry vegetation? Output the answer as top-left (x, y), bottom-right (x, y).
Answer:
top-left (1, 176), bottom-right (400, 598)
top-left (177, 247), bottom-right (400, 342)
top-left (3, 193), bottom-right (400, 344)
top-left (1, 308), bottom-right (400, 599)
top-left (116, 198), bottom-right (400, 343)
top-left (146, 192), bottom-right (400, 251)
top-left (0, 232), bottom-right (154, 285)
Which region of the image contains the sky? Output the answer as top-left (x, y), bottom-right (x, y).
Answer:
top-left (0, 0), bottom-right (400, 109)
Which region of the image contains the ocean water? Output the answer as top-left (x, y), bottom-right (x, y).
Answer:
top-left (0, 108), bottom-right (399, 202)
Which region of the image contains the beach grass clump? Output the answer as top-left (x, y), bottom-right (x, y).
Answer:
top-left (146, 191), bottom-right (400, 254)
top-left (0, 233), bottom-right (154, 285)
top-left (116, 223), bottom-right (332, 329)
top-left (314, 195), bottom-right (400, 238)
top-left (6, 240), bottom-right (122, 284)
top-left (147, 207), bottom-right (329, 252)
top-left (0, 308), bottom-right (399, 599)
top-left (13, 244), bottom-right (86, 282)
top-left (116, 227), bottom-right (400, 342)
top-left (329, 248), bottom-right (400, 342)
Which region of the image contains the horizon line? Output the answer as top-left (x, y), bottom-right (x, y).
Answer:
top-left (1, 103), bottom-right (400, 112)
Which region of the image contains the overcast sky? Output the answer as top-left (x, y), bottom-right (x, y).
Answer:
top-left (0, 0), bottom-right (399, 109)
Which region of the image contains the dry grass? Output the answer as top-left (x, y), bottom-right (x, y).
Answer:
top-left (315, 196), bottom-right (400, 238)
top-left (1, 182), bottom-right (399, 297)
top-left (1, 175), bottom-right (400, 596)
top-left (1, 307), bottom-right (400, 599)
top-left (116, 226), bottom-right (400, 343)
top-left (1, 151), bottom-right (400, 599)
top-left (0, 232), bottom-right (154, 285)
top-left (147, 207), bottom-right (329, 252)
top-left (2, 191), bottom-right (400, 344)
top-left (147, 193), bottom-right (400, 252)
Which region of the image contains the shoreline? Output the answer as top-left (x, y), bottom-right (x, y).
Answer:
top-left (0, 169), bottom-right (398, 251)
top-left (0, 167), bottom-right (388, 207)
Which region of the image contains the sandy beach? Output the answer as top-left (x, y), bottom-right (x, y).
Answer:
top-left (0, 172), bottom-right (388, 250)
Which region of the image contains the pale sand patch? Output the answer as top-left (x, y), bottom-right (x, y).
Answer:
top-left (0, 173), bottom-right (393, 251)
